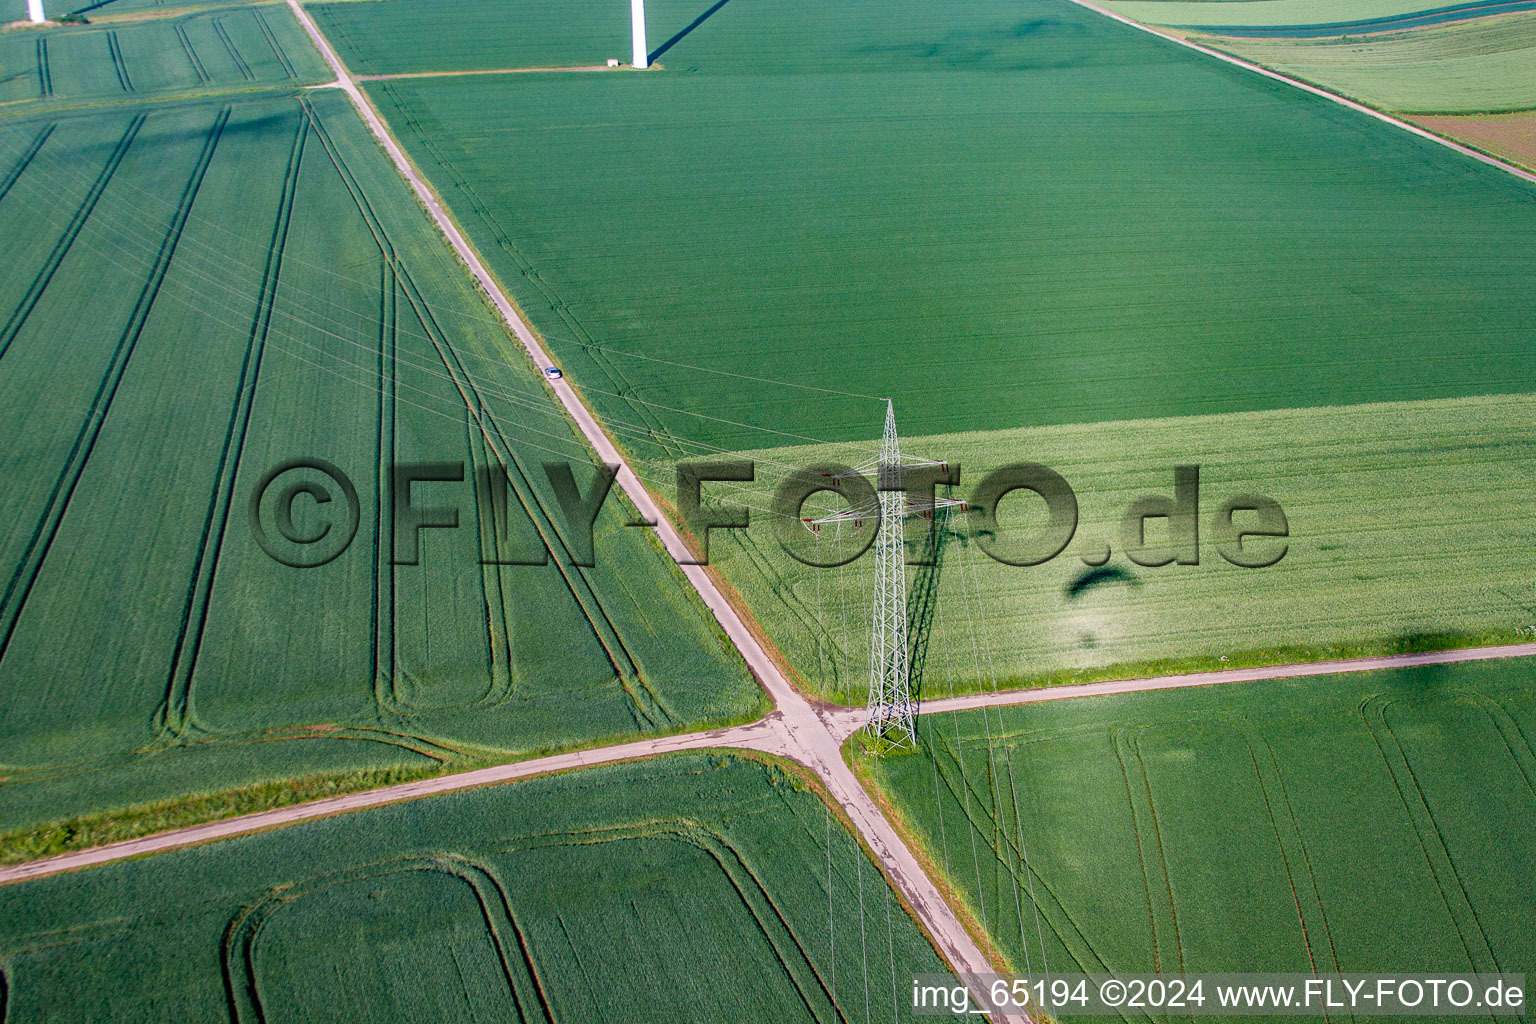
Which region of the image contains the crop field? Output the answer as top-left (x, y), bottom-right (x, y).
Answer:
top-left (1105, 0), bottom-right (1533, 30)
top-left (1182, 12), bottom-right (1536, 113)
top-left (1416, 109), bottom-right (1536, 168)
top-left (302, 0), bottom-right (834, 78)
top-left (0, 88), bottom-right (760, 841)
top-left (869, 657), bottom-right (1536, 983)
top-left (1158, 1), bottom-right (1536, 38)
top-left (0, 753), bottom-right (947, 1021)
top-left (366, 0), bottom-right (1536, 461)
top-left (56, 0), bottom-right (266, 18)
top-left (0, 5), bottom-right (328, 108)
top-left (695, 393), bottom-right (1536, 702)
top-left (303, 0), bottom-right (716, 76)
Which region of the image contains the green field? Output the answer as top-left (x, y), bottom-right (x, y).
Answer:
top-left (1104, 0), bottom-right (1524, 29)
top-left (0, 752), bottom-right (947, 1021)
top-left (1415, 108), bottom-right (1536, 169)
top-left (0, 5), bottom-right (329, 108)
top-left (693, 392), bottom-right (1536, 702)
top-left (56, 0), bottom-right (268, 17)
top-left (0, 88), bottom-right (760, 842)
top-left (869, 658), bottom-right (1536, 989)
top-left (367, 0), bottom-right (1536, 460)
top-left (303, 0), bottom-right (649, 75)
top-left (1185, 13), bottom-right (1536, 113)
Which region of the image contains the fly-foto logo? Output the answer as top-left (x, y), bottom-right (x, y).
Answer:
top-left (248, 458), bottom-right (1287, 571)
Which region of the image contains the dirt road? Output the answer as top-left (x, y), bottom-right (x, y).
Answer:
top-left (1069, 0), bottom-right (1536, 186)
top-left (6, 9), bottom-right (1528, 1021)
top-left (823, 640), bottom-right (1536, 741)
top-left (282, 4), bottom-right (1024, 1015)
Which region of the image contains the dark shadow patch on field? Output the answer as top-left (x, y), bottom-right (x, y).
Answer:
top-left (649, 0), bottom-right (735, 65)
top-left (1394, 634), bottom-right (1462, 693)
top-left (855, 16), bottom-right (1091, 69)
top-left (906, 509), bottom-right (957, 705)
top-left (1066, 565), bottom-right (1141, 600)
top-left (68, 0), bottom-right (122, 16)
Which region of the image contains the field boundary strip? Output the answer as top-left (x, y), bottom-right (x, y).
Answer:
top-left (825, 641), bottom-right (1536, 739)
top-left (1177, 0), bottom-right (1536, 37)
top-left (1065, 0), bottom-right (1536, 187)
top-left (34, 3), bottom-right (1525, 1014)
top-left (353, 66), bottom-right (616, 81)
top-left (0, 720), bottom-right (787, 886)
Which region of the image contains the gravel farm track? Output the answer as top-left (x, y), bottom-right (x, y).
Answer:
top-left (4, 3), bottom-right (1535, 1021)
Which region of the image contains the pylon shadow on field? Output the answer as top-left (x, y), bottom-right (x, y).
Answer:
top-left (906, 505), bottom-right (958, 710)
top-left (648, 0), bottom-right (736, 65)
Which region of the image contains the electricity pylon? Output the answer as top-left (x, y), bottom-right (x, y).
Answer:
top-left (867, 400), bottom-right (915, 748)
top-left (804, 401), bottom-right (965, 751)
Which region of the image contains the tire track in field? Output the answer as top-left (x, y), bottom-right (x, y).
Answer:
top-left (372, 257), bottom-right (399, 713)
top-left (497, 821), bottom-right (846, 1022)
top-left (175, 24), bottom-right (209, 85)
top-left (466, 421), bottom-right (516, 706)
top-left (0, 116), bottom-right (140, 366)
top-left (212, 19), bottom-right (252, 82)
top-left (106, 31), bottom-right (133, 93)
top-left (293, 101), bottom-right (565, 717)
top-left (1122, 718), bottom-right (1344, 983)
top-left (683, 826), bottom-right (846, 1021)
top-left (296, 97), bottom-right (668, 729)
top-left (0, 124), bottom-right (53, 207)
top-left (252, 9), bottom-right (297, 81)
top-left (1361, 693), bottom-right (1504, 975)
top-left (1113, 728), bottom-right (1186, 973)
top-left (277, 11), bottom-right (1032, 1006)
top-left (928, 728), bottom-right (1118, 983)
top-left (1112, 730), bottom-right (1168, 976)
top-left (35, 39), bottom-right (51, 99)
top-left (0, 110), bottom-right (226, 675)
top-left (158, 111), bottom-right (304, 739)
top-left (220, 854), bottom-right (559, 1024)
top-left (1231, 726), bottom-right (1335, 982)
top-left (1247, 729), bottom-right (1346, 985)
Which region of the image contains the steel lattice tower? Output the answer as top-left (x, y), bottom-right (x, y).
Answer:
top-left (801, 402), bottom-right (965, 752)
top-left (865, 400), bottom-right (915, 749)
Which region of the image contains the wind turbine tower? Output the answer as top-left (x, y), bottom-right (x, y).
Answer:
top-left (28, 0), bottom-right (45, 24)
top-left (631, 0), bottom-right (647, 68)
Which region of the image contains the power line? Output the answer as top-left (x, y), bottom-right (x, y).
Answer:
top-left (3, 116), bottom-right (887, 412)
